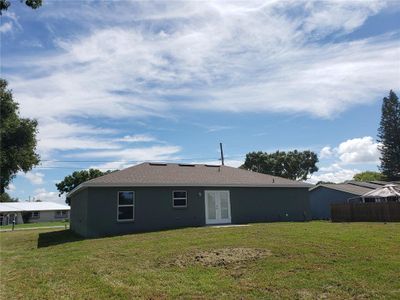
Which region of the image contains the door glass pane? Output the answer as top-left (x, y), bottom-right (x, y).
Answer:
top-left (220, 192), bottom-right (229, 219)
top-left (207, 192), bottom-right (216, 220)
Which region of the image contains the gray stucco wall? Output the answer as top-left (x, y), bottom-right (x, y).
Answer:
top-left (310, 187), bottom-right (357, 220)
top-left (71, 186), bottom-right (310, 237)
top-left (230, 188), bottom-right (310, 223)
top-left (70, 188), bottom-right (88, 237)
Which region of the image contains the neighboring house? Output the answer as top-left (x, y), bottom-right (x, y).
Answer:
top-left (68, 163), bottom-right (312, 237)
top-left (0, 202), bottom-right (70, 226)
top-left (309, 181), bottom-right (394, 220)
top-left (360, 184), bottom-right (400, 203)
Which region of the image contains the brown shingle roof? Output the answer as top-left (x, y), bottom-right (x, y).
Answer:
top-left (69, 163), bottom-right (310, 196)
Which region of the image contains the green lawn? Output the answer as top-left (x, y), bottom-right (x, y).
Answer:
top-left (1, 222), bottom-right (399, 299)
top-left (0, 221), bottom-right (69, 230)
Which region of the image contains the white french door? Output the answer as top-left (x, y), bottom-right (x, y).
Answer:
top-left (205, 190), bottom-right (231, 225)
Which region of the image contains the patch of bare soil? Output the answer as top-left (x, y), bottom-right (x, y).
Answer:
top-left (170, 247), bottom-right (270, 268)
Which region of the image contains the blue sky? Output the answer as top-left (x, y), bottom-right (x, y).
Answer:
top-left (1, 1), bottom-right (399, 203)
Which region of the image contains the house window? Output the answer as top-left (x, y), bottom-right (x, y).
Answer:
top-left (118, 191), bottom-right (134, 221)
top-left (172, 191), bottom-right (187, 208)
top-left (30, 211), bottom-right (40, 219)
top-left (364, 198), bottom-right (376, 203)
top-left (55, 210), bottom-right (68, 218)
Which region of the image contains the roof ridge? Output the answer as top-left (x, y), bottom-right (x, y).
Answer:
top-left (231, 166), bottom-right (306, 184)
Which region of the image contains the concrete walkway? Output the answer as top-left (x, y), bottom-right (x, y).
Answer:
top-left (206, 224), bottom-right (251, 229)
top-left (0, 225), bottom-right (69, 232)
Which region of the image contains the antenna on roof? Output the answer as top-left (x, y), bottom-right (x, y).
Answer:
top-left (219, 142), bottom-right (225, 166)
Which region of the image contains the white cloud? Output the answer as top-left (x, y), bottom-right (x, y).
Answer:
top-left (318, 136), bottom-right (380, 165)
top-left (310, 136), bottom-right (381, 183)
top-left (0, 11), bottom-right (22, 33)
top-left (308, 164), bottom-right (360, 184)
top-left (5, 183), bottom-right (16, 192)
top-left (84, 145), bottom-right (182, 170)
top-left (35, 119), bottom-right (164, 161)
top-left (116, 134), bottom-right (156, 143)
top-left (34, 188), bottom-right (65, 204)
top-left (76, 145), bottom-right (181, 160)
top-left (2, 1), bottom-right (396, 196)
top-left (35, 119), bottom-right (120, 159)
top-left (88, 161), bottom-right (136, 171)
top-left (0, 22), bottom-right (13, 33)
top-left (301, 1), bottom-right (385, 37)
top-left (21, 172), bottom-right (45, 185)
top-left (320, 146), bottom-right (333, 159)
top-left (34, 188), bottom-right (46, 194)
top-left (4, 1), bottom-right (398, 123)
top-left (337, 136), bottom-right (380, 164)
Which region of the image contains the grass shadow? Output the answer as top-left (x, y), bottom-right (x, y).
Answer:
top-left (38, 230), bottom-right (84, 248)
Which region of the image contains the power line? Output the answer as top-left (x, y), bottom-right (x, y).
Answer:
top-left (33, 155), bottom-right (245, 170)
top-left (38, 155), bottom-right (244, 164)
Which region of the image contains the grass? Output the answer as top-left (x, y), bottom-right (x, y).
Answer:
top-left (0, 221), bottom-right (69, 230)
top-left (0, 222), bottom-right (399, 299)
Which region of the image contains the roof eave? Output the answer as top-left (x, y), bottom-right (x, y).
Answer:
top-left (68, 182), bottom-right (311, 198)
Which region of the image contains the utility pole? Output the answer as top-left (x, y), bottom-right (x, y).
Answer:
top-left (219, 142), bottom-right (225, 166)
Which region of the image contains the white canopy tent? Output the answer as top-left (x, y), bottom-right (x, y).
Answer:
top-left (361, 184), bottom-right (400, 203)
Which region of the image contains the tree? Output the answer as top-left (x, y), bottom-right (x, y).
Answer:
top-left (56, 169), bottom-right (116, 203)
top-left (241, 150), bottom-right (318, 180)
top-left (353, 171), bottom-right (385, 182)
top-left (0, 79), bottom-right (40, 194)
top-left (0, 0), bottom-right (42, 15)
top-left (0, 192), bottom-right (18, 202)
top-left (378, 90), bottom-right (400, 181)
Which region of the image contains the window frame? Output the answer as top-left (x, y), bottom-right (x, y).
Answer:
top-left (117, 191), bottom-right (135, 222)
top-left (30, 211), bottom-right (40, 219)
top-left (55, 210), bottom-right (68, 219)
top-left (172, 190), bottom-right (188, 208)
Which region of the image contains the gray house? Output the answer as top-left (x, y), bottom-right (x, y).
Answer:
top-left (309, 182), bottom-right (382, 220)
top-left (68, 163), bottom-right (311, 237)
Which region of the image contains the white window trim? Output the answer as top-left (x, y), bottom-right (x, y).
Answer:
top-left (117, 191), bottom-right (135, 222)
top-left (31, 211), bottom-right (40, 219)
top-left (55, 210), bottom-right (68, 218)
top-left (172, 190), bottom-right (187, 208)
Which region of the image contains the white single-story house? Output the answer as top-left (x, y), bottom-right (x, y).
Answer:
top-left (0, 202), bottom-right (70, 226)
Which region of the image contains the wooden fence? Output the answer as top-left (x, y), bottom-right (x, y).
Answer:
top-left (331, 202), bottom-right (400, 222)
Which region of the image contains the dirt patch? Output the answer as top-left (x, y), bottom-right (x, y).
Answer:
top-left (170, 247), bottom-right (270, 267)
